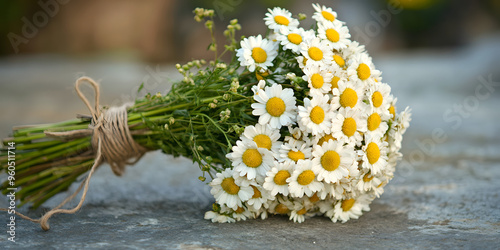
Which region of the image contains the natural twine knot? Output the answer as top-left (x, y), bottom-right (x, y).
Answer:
top-left (8, 77), bottom-right (148, 231)
top-left (75, 77), bottom-right (148, 176)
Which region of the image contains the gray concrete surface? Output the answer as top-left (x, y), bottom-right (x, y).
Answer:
top-left (0, 34), bottom-right (499, 249)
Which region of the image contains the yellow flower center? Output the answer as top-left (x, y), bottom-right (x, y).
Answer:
top-left (367, 113), bottom-right (381, 131)
top-left (340, 88), bottom-right (358, 108)
top-left (309, 193), bottom-right (320, 203)
top-left (266, 97), bottom-right (286, 117)
top-left (275, 204), bottom-right (289, 214)
top-left (342, 117), bottom-right (357, 137)
top-left (321, 11), bottom-right (335, 21)
top-left (287, 33), bottom-right (302, 45)
top-left (253, 134), bottom-right (272, 150)
top-left (221, 177), bottom-right (240, 195)
top-left (288, 150), bottom-right (305, 162)
top-left (308, 47), bottom-right (323, 61)
top-left (274, 170), bottom-right (291, 185)
top-left (331, 76), bottom-right (340, 90)
top-left (389, 105), bottom-right (396, 119)
top-left (326, 28), bottom-right (340, 43)
top-left (341, 198), bottom-right (356, 211)
top-left (274, 15), bottom-right (290, 26)
top-left (252, 47), bottom-right (267, 63)
top-left (255, 70), bottom-right (270, 81)
top-left (357, 63), bottom-right (371, 80)
top-left (321, 150), bottom-right (341, 171)
top-left (297, 170), bottom-right (315, 186)
top-left (333, 55), bottom-right (345, 67)
top-left (297, 207), bottom-right (307, 215)
top-left (363, 173), bottom-right (374, 182)
top-left (251, 185), bottom-right (262, 199)
top-left (234, 207), bottom-right (245, 214)
top-left (317, 134), bottom-right (336, 146)
top-left (372, 91), bottom-right (383, 107)
top-left (366, 142), bottom-right (380, 164)
top-left (311, 73), bottom-right (324, 89)
top-left (242, 149), bottom-right (262, 168)
top-left (310, 106), bottom-right (325, 124)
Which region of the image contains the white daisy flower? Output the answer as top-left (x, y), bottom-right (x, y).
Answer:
top-left (367, 82), bottom-right (392, 114)
top-left (251, 79), bottom-right (267, 95)
top-left (237, 35), bottom-right (278, 72)
top-left (297, 94), bottom-right (333, 136)
top-left (264, 7), bottom-right (299, 32)
top-left (361, 135), bottom-right (389, 175)
top-left (365, 110), bottom-right (390, 137)
top-left (343, 40), bottom-right (366, 61)
top-left (252, 83), bottom-right (297, 129)
top-left (388, 107), bottom-right (412, 151)
top-left (311, 140), bottom-right (356, 183)
top-left (329, 70), bottom-right (349, 94)
top-left (346, 52), bottom-right (381, 83)
top-left (355, 170), bottom-right (382, 192)
top-left (331, 79), bottom-right (366, 110)
top-left (387, 151), bottom-right (402, 172)
top-left (209, 169), bottom-right (253, 210)
top-left (388, 97), bottom-right (397, 120)
top-left (288, 159), bottom-right (323, 198)
top-left (302, 65), bottom-right (333, 96)
top-left (268, 196), bottom-right (295, 215)
top-left (252, 207), bottom-right (269, 220)
top-left (227, 140), bottom-right (274, 180)
top-left (313, 132), bottom-right (337, 146)
top-left (241, 123), bottom-right (281, 153)
top-left (330, 194), bottom-right (373, 223)
top-left (317, 21), bottom-right (350, 51)
top-left (331, 52), bottom-right (347, 70)
top-left (371, 180), bottom-right (388, 198)
top-left (277, 27), bottom-right (315, 53)
top-left (277, 138), bottom-right (313, 163)
top-left (263, 161), bottom-right (294, 196)
top-left (321, 170), bottom-right (358, 200)
top-left (300, 37), bottom-right (333, 68)
top-left (289, 202), bottom-right (309, 223)
top-left (204, 210), bottom-right (236, 223)
top-left (396, 106), bottom-right (412, 135)
top-left (296, 55), bottom-right (308, 71)
top-left (331, 107), bottom-right (368, 146)
top-left (312, 3), bottom-right (340, 25)
top-left (305, 192), bottom-right (322, 205)
top-left (221, 205), bottom-right (253, 222)
top-left (246, 183), bottom-right (275, 210)
top-left (285, 125), bottom-right (305, 141)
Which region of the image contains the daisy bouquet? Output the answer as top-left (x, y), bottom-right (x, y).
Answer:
top-left (1, 4), bottom-right (410, 226)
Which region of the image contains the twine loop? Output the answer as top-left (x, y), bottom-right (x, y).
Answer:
top-left (8, 77), bottom-right (148, 231)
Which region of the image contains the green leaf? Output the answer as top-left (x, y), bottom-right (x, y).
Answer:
top-left (173, 109), bottom-right (190, 118)
top-left (137, 82), bottom-right (145, 93)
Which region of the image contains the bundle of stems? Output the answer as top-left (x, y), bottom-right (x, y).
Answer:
top-left (0, 59), bottom-right (259, 208)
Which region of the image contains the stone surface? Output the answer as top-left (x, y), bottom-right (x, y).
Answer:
top-left (0, 35), bottom-right (499, 249)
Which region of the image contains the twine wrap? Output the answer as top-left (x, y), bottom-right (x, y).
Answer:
top-left (11, 77), bottom-right (148, 231)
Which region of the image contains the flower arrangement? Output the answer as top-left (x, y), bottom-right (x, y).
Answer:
top-left (205, 4), bottom-right (411, 223)
top-left (0, 4), bottom-right (410, 228)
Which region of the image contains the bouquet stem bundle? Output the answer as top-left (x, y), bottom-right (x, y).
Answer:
top-left (0, 62), bottom-right (254, 208)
